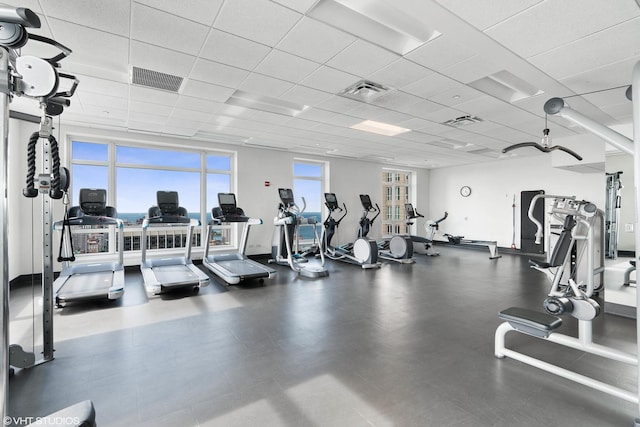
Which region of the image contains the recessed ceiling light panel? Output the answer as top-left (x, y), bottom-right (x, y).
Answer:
top-left (469, 70), bottom-right (543, 103)
top-left (308, 0), bottom-right (441, 55)
top-left (351, 119), bottom-right (411, 136)
top-left (225, 90), bottom-right (309, 117)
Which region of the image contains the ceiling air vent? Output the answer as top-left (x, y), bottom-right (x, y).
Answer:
top-left (339, 80), bottom-right (389, 102)
top-left (131, 66), bottom-right (183, 93)
top-left (442, 115), bottom-right (483, 127)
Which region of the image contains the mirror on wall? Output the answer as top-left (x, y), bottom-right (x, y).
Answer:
top-left (604, 151), bottom-right (636, 318)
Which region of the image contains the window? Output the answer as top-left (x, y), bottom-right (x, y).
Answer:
top-left (70, 140), bottom-right (233, 254)
top-left (381, 169), bottom-right (411, 236)
top-left (293, 160), bottom-right (325, 243)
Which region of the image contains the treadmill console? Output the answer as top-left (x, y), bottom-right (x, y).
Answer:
top-left (278, 188), bottom-right (295, 207)
top-left (157, 191), bottom-right (180, 214)
top-left (79, 188), bottom-right (107, 214)
top-left (212, 193), bottom-right (249, 223)
top-left (218, 193), bottom-right (237, 216)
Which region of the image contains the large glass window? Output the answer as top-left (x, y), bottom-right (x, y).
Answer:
top-left (381, 169), bottom-right (411, 236)
top-left (70, 140), bottom-right (233, 254)
top-left (293, 160), bottom-right (324, 243)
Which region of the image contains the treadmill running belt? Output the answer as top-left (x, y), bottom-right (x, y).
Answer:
top-left (57, 272), bottom-right (113, 297)
top-left (153, 264), bottom-right (201, 286)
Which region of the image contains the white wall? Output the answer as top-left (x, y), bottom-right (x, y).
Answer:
top-left (7, 123), bottom-right (430, 279)
top-left (428, 152), bottom-right (606, 248)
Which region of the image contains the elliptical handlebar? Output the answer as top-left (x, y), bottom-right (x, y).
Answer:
top-left (434, 211), bottom-right (448, 224)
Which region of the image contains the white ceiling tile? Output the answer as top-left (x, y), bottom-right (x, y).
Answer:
top-left (175, 96), bottom-right (224, 113)
top-left (238, 73), bottom-right (295, 98)
top-left (129, 100), bottom-right (173, 116)
top-left (367, 59), bottom-right (433, 89)
top-left (405, 34), bottom-right (476, 72)
top-left (560, 56), bottom-right (640, 95)
top-left (190, 59), bottom-right (251, 88)
top-left (442, 54), bottom-right (504, 84)
top-left (214, 0), bottom-right (301, 46)
top-left (427, 84), bottom-right (485, 108)
top-left (130, 86), bottom-right (179, 106)
top-left (327, 40), bottom-right (400, 77)
top-left (407, 100), bottom-right (447, 118)
top-left (170, 108), bottom-right (212, 122)
top-left (434, 0), bottom-right (543, 31)
top-left (181, 80), bottom-right (234, 102)
top-left (485, 0), bottom-right (640, 58)
top-left (78, 92), bottom-right (128, 111)
top-left (200, 30), bottom-right (272, 71)
top-left (277, 17), bottom-right (356, 63)
top-left (130, 41), bottom-right (196, 78)
top-left (314, 96), bottom-right (363, 114)
top-left (132, 3), bottom-right (209, 56)
top-left (282, 118), bottom-right (323, 130)
top-left (420, 107), bottom-right (466, 123)
top-left (253, 50), bottom-right (320, 83)
top-left (279, 86), bottom-right (333, 107)
top-left (128, 113), bottom-right (168, 126)
top-left (75, 75), bottom-right (129, 99)
top-left (372, 91), bottom-right (424, 112)
top-left (300, 66), bottom-right (359, 94)
top-left (47, 19), bottom-right (129, 74)
top-left (401, 72), bottom-right (458, 99)
top-left (41, 0), bottom-right (130, 35)
top-left (455, 95), bottom-right (510, 118)
top-left (271, 0), bottom-right (318, 14)
top-left (530, 18), bottom-right (640, 80)
top-left (134, 0), bottom-right (223, 25)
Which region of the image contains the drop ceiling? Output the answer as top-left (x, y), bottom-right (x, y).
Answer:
top-left (10, 0), bottom-right (640, 169)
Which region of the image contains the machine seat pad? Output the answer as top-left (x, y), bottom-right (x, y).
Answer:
top-left (26, 400), bottom-right (96, 427)
top-left (499, 307), bottom-right (562, 338)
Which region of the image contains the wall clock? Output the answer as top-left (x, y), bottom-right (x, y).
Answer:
top-left (460, 185), bottom-right (472, 197)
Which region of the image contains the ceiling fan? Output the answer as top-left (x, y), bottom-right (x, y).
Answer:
top-left (501, 114), bottom-right (583, 161)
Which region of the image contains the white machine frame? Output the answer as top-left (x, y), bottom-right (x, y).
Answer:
top-left (496, 61), bottom-right (640, 424)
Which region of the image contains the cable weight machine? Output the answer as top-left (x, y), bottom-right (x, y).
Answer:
top-left (0, 5), bottom-right (96, 426)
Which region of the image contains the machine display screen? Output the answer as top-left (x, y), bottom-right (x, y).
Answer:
top-left (279, 188), bottom-right (294, 205)
top-left (360, 194), bottom-right (372, 209)
top-left (325, 193), bottom-right (338, 208)
top-left (218, 193), bottom-right (237, 215)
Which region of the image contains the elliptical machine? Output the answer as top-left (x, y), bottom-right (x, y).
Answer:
top-left (322, 193), bottom-right (380, 269)
top-left (405, 204), bottom-right (447, 256)
top-left (270, 188), bottom-right (328, 278)
top-left (358, 195), bottom-right (414, 264)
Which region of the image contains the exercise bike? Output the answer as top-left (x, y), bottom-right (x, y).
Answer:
top-left (405, 204), bottom-right (447, 256)
top-left (358, 195), bottom-right (414, 263)
top-left (322, 193), bottom-right (380, 269)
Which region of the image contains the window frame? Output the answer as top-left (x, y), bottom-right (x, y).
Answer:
top-left (67, 136), bottom-right (236, 259)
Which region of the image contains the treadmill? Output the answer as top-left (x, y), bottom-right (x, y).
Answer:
top-left (203, 193), bottom-right (277, 285)
top-left (53, 188), bottom-right (125, 307)
top-left (140, 191), bottom-right (209, 295)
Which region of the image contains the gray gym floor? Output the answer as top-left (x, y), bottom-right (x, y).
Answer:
top-left (8, 246), bottom-right (638, 426)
